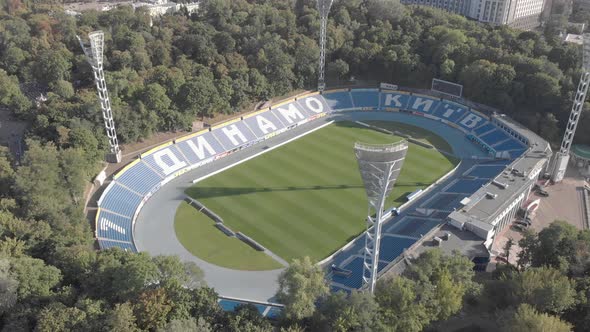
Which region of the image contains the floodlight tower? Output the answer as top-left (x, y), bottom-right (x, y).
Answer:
top-left (551, 33), bottom-right (590, 182)
top-left (355, 141), bottom-right (408, 294)
top-left (317, 0), bottom-right (334, 92)
top-left (78, 31), bottom-right (122, 163)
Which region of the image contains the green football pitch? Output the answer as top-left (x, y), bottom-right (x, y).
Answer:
top-left (175, 121), bottom-right (458, 270)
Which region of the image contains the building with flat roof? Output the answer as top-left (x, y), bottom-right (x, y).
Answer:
top-left (402, 0), bottom-right (547, 30)
top-left (448, 114), bottom-right (552, 248)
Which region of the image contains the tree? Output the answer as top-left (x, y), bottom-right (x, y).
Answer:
top-left (34, 303), bottom-right (88, 332)
top-left (366, 0), bottom-right (406, 23)
top-left (484, 266), bottom-right (576, 314)
top-left (277, 256), bottom-right (329, 321)
top-left (0, 259), bottom-right (17, 315)
top-left (34, 48), bottom-right (73, 84)
top-left (375, 276), bottom-right (429, 332)
top-left (158, 317), bottom-right (211, 332)
top-left (503, 237), bottom-right (515, 266)
top-left (133, 288), bottom-right (173, 331)
top-left (513, 267), bottom-right (576, 314)
top-left (105, 302), bottom-right (139, 332)
top-left (500, 304), bottom-right (572, 332)
top-left (0, 69), bottom-right (31, 115)
top-left (9, 256), bottom-right (61, 300)
top-left (314, 291), bottom-right (380, 332)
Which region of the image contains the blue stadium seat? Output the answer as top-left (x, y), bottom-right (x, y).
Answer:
top-left (425, 193), bottom-right (465, 211)
top-left (379, 92), bottom-right (411, 110)
top-left (386, 217), bottom-right (441, 238)
top-left (473, 123), bottom-right (496, 136)
top-left (212, 121), bottom-right (258, 150)
top-left (432, 101), bottom-right (469, 122)
top-left (96, 210), bottom-right (133, 243)
top-left (446, 179), bottom-right (490, 193)
top-left (494, 139), bottom-right (525, 152)
top-left (466, 165), bottom-right (506, 179)
top-left (350, 89), bottom-right (379, 109)
top-left (116, 161), bottom-right (163, 195)
top-left (322, 91), bottom-right (354, 111)
top-left (406, 95), bottom-right (441, 114)
top-left (378, 236), bottom-right (417, 262)
top-left (479, 129), bottom-right (510, 147)
top-left (141, 146), bottom-right (190, 178)
top-left (99, 183), bottom-right (142, 217)
top-left (455, 112), bottom-right (489, 132)
top-left (331, 257), bottom-right (364, 289)
top-left (265, 306), bottom-right (283, 319)
top-left (177, 132), bottom-right (225, 165)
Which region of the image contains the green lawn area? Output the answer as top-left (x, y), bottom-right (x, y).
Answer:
top-left (174, 201), bottom-right (283, 270)
top-left (177, 121), bottom-right (458, 268)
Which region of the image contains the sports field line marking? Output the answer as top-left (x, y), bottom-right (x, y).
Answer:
top-left (191, 120), bottom-right (335, 184)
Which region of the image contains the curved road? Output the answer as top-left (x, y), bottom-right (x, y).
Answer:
top-left (134, 112), bottom-right (484, 301)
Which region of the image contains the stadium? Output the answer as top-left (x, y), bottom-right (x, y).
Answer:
top-left (94, 86), bottom-right (552, 313)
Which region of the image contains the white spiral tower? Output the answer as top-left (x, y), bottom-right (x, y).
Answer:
top-left (551, 34), bottom-right (590, 182)
top-left (78, 31), bottom-right (122, 163)
top-left (354, 141), bottom-right (408, 293)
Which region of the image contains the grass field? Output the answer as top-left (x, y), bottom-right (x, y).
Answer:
top-left (175, 121), bottom-right (457, 269)
top-left (174, 202), bottom-right (283, 270)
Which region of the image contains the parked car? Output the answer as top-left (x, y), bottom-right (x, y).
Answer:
top-left (537, 189), bottom-right (549, 197)
top-left (519, 218), bottom-right (532, 226)
top-left (512, 224), bottom-right (526, 232)
top-left (514, 220), bottom-right (529, 228)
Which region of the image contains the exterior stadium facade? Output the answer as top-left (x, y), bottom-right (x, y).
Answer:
top-left (94, 86), bottom-right (551, 301)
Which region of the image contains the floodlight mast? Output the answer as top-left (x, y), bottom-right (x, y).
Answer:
top-left (354, 141), bottom-right (408, 294)
top-left (551, 33), bottom-right (590, 182)
top-left (77, 31), bottom-right (122, 163)
top-left (317, 0), bottom-right (334, 92)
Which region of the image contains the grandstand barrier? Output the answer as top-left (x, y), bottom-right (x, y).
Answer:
top-left (406, 189), bottom-right (423, 202)
top-left (185, 196), bottom-right (224, 223)
top-left (215, 223), bottom-right (236, 237)
top-left (236, 232), bottom-right (266, 251)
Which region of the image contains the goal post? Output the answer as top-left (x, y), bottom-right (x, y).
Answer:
top-left (431, 78), bottom-right (463, 99)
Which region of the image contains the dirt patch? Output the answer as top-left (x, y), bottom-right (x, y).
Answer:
top-left (535, 168), bottom-right (586, 230)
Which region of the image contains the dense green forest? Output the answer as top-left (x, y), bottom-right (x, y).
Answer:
top-left (0, 0), bottom-right (590, 331)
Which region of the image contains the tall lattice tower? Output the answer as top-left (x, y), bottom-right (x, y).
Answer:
top-left (78, 31), bottom-right (122, 163)
top-left (317, 0), bottom-right (334, 92)
top-left (551, 34), bottom-right (590, 182)
top-left (354, 141), bottom-right (408, 293)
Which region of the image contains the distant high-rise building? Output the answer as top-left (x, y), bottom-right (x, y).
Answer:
top-left (401, 0), bottom-right (547, 30)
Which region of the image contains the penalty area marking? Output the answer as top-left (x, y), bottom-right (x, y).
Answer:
top-left (192, 120), bottom-right (335, 184)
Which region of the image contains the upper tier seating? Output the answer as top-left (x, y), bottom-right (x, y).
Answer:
top-left (117, 161), bottom-right (163, 195)
top-left (99, 183), bottom-right (142, 217)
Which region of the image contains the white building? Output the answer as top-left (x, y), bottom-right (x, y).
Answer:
top-left (402, 0), bottom-right (547, 30)
top-left (134, 0), bottom-right (199, 17)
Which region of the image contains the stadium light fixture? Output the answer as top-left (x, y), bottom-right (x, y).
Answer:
top-left (317, 0), bottom-right (334, 92)
top-left (551, 33), bottom-right (590, 181)
top-left (354, 141), bottom-right (408, 294)
top-left (78, 31), bottom-right (122, 163)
